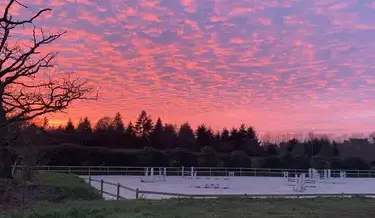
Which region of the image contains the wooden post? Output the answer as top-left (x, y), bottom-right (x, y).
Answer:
top-left (68, 166), bottom-right (71, 174)
top-left (88, 166), bottom-right (91, 176)
top-left (136, 188), bottom-right (139, 199)
top-left (117, 183), bottom-right (120, 200)
top-left (100, 179), bottom-right (104, 197)
top-left (89, 176), bottom-right (91, 185)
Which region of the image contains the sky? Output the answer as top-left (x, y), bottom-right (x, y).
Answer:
top-left (5, 0), bottom-right (375, 135)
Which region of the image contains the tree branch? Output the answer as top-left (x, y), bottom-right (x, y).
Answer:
top-left (0, 0), bottom-right (96, 130)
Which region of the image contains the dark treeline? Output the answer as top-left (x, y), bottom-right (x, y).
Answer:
top-left (37, 110), bottom-right (375, 170)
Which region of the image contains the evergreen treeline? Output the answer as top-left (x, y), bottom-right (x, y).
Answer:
top-left (37, 110), bottom-right (375, 170)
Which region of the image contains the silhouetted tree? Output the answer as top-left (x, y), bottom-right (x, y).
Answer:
top-left (229, 127), bottom-right (241, 149)
top-left (64, 119), bottom-right (75, 132)
top-left (196, 124), bottom-right (214, 149)
top-left (243, 126), bottom-right (262, 156)
top-left (95, 116), bottom-right (113, 132)
top-left (286, 139), bottom-right (299, 153)
top-left (266, 144), bottom-right (278, 156)
top-left (0, 0), bottom-right (95, 178)
top-left (77, 117), bottom-right (92, 133)
top-left (342, 157), bottom-right (369, 170)
top-left (332, 141), bottom-right (340, 157)
top-left (221, 128), bottom-right (230, 141)
top-left (149, 118), bottom-right (164, 150)
top-left (177, 123), bottom-right (196, 150)
top-left (370, 132), bottom-right (375, 144)
top-left (163, 123), bottom-right (177, 149)
top-left (125, 122), bottom-right (136, 138)
top-left (135, 110), bottom-right (153, 140)
top-left (198, 146), bottom-right (221, 167)
top-left (263, 156), bottom-right (282, 168)
top-left (112, 112), bottom-right (125, 133)
top-left (228, 150), bottom-right (251, 167)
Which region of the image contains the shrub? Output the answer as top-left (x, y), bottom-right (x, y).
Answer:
top-left (228, 150), bottom-right (251, 167)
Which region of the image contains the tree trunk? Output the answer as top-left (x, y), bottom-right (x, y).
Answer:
top-left (0, 92), bottom-right (13, 178)
top-left (0, 147), bottom-right (12, 178)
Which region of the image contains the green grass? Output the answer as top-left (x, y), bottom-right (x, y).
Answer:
top-left (0, 172), bottom-right (102, 214)
top-left (6, 197), bottom-right (375, 218)
top-left (38, 172), bottom-right (102, 202)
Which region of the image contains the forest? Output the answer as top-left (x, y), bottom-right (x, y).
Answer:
top-left (27, 110), bottom-right (375, 170)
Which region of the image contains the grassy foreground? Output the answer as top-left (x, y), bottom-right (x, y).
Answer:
top-left (3, 173), bottom-right (375, 217)
top-left (6, 197), bottom-right (375, 218)
top-left (39, 172), bottom-right (102, 202)
top-left (0, 172), bottom-right (101, 213)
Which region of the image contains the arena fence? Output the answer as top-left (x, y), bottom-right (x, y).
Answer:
top-left (15, 165), bottom-right (375, 200)
top-left (14, 165), bottom-right (375, 178)
top-left (88, 177), bottom-right (375, 200)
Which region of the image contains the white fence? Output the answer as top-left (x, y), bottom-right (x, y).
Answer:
top-left (88, 177), bottom-right (375, 200)
top-left (16, 165), bottom-right (375, 178)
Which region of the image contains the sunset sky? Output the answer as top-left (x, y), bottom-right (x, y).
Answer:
top-left (7, 0), bottom-right (375, 135)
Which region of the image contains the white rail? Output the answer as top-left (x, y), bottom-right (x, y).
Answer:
top-left (15, 165), bottom-right (375, 178)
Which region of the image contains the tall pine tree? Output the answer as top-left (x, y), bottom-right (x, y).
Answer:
top-left (177, 122), bottom-right (196, 150)
top-left (77, 117), bottom-right (92, 133)
top-left (135, 110), bottom-right (153, 138)
top-left (113, 112), bottom-right (125, 133)
top-left (149, 117), bottom-right (164, 149)
top-left (64, 119), bottom-right (75, 132)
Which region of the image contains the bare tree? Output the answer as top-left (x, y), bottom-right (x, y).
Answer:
top-left (0, 0), bottom-right (95, 177)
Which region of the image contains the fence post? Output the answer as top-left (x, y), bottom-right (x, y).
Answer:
top-left (117, 183), bottom-right (120, 200)
top-left (88, 166), bottom-right (91, 176)
top-left (68, 166), bottom-right (71, 174)
top-left (136, 188), bottom-right (139, 199)
top-left (89, 176), bottom-right (91, 185)
top-left (107, 167), bottom-right (110, 175)
top-left (100, 179), bottom-right (104, 197)
top-left (209, 168), bottom-right (212, 177)
top-left (254, 168), bottom-right (257, 177)
top-left (357, 170), bottom-right (359, 178)
top-left (240, 168), bottom-right (242, 176)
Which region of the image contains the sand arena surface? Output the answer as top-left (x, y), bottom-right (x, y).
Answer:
top-left (82, 175), bottom-right (375, 200)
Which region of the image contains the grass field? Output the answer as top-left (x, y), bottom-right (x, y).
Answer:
top-left (6, 197), bottom-right (375, 218)
top-left (0, 172), bottom-right (102, 214)
top-left (39, 172), bottom-right (102, 202)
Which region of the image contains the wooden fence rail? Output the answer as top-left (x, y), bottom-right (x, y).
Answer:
top-left (89, 177), bottom-right (136, 200)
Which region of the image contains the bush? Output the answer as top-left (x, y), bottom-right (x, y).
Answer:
top-left (228, 150), bottom-right (251, 167)
top-left (198, 146), bottom-right (220, 167)
top-left (136, 147), bottom-right (168, 167)
top-left (341, 157), bottom-right (369, 170)
top-left (263, 156), bottom-right (282, 168)
top-left (165, 148), bottom-right (197, 167)
top-left (310, 154), bottom-right (328, 169)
